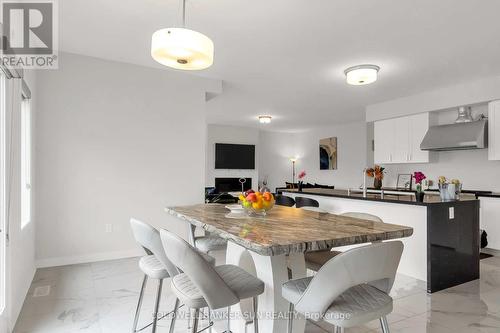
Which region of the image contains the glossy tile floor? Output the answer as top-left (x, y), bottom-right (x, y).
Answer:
top-left (13, 254), bottom-right (500, 333)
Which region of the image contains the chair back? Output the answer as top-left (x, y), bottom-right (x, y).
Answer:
top-left (160, 229), bottom-right (239, 309)
top-left (275, 195), bottom-right (296, 207)
top-left (130, 218), bottom-right (179, 277)
top-left (340, 212), bottom-right (383, 222)
top-left (295, 196), bottom-right (319, 208)
top-left (294, 241), bottom-right (403, 318)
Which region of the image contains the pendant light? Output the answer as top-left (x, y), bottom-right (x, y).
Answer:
top-left (151, 0), bottom-right (214, 70)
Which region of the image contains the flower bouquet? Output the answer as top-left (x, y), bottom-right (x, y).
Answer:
top-left (297, 170), bottom-right (306, 192)
top-left (366, 165), bottom-right (385, 189)
top-left (413, 172), bottom-right (426, 202)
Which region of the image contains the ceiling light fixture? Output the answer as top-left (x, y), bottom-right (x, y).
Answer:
top-left (258, 115), bottom-right (272, 124)
top-left (344, 64), bottom-right (380, 85)
top-left (151, 0), bottom-right (214, 70)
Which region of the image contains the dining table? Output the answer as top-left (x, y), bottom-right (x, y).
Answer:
top-left (166, 203), bottom-right (413, 333)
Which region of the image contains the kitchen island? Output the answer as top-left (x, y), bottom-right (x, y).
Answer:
top-left (279, 188), bottom-right (480, 293)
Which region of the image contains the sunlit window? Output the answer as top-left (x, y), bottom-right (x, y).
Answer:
top-left (21, 97), bottom-right (31, 228)
top-left (0, 73), bottom-right (6, 314)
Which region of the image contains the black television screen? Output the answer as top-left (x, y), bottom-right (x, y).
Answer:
top-left (215, 143), bottom-right (255, 169)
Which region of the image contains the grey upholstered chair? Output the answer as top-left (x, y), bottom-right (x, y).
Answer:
top-left (187, 223), bottom-right (228, 254)
top-left (300, 206), bottom-right (328, 213)
top-left (341, 212), bottom-right (385, 221)
top-left (130, 218), bottom-right (215, 333)
top-left (304, 212), bottom-right (383, 271)
top-left (283, 241), bottom-right (404, 333)
top-left (160, 229), bottom-right (265, 333)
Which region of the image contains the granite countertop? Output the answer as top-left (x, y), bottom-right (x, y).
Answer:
top-left (279, 188), bottom-right (478, 206)
top-left (475, 192), bottom-right (500, 198)
top-left (166, 204), bottom-right (413, 256)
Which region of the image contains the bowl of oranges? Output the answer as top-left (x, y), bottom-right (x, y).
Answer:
top-left (239, 190), bottom-right (275, 216)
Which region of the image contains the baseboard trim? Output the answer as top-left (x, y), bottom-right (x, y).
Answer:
top-left (35, 249), bottom-right (143, 268)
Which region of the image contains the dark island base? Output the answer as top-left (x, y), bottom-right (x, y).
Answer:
top-left (427, 200), bottom-right (480, 293)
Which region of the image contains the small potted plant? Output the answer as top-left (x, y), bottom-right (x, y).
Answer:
top-left (366, 165), bottom-right (385, 189)
top-left (413, 171), bottom-right (426, 202)
top-left (297, 170), bottom-right (306, 192)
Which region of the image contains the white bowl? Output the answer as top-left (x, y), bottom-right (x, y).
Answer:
top-left (225, 204), bottom-right (245, 212)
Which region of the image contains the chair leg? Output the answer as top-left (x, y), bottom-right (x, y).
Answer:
top-left (380, 316), bottom-right (390, 333)
top-left (151, 279), bottom-right (163, 333)
top-left (287, 303), bottom-right (294, 333)
top-left (225, 306), bottom-right (231, 333)
top-left (208, 308), bottom-right (213, 333)
top-left (252, 296), bottom-right (259, 333)
top-left (191, 308), bottom-right (200, 333)
top-left (168, 297), bottom-right (180, 333)
top-left (132, 274), bottom-right (148, 333)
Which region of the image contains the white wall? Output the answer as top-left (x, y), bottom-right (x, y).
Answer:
top-left (34, 53), bottom-right (215, 267)
top-left (205, 124), bottom-right (259, 189)
top-left (259, 122), bottom-right (368, 192)
top-left (375, 104), bottom-right (500, 191)
top-left (258, 130), bottom-right (297, 192)
top-left (2, 71), bottom-right (37, 331)
top-left (366, 74), bottom-right (500, 122)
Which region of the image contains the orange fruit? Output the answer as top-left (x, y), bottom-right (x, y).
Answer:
top-left (253, 201), bottom-right (263, 210)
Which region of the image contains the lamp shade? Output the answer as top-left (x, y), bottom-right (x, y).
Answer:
top-left (344, 65), bottom-right (380, 85)
top-left (151, 28), bottom-right (214, 70)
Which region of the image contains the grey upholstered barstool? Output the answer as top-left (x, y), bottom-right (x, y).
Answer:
top-left (304, 212), bottom-right (383, 271)
top-left (130, 218), bottom-right (215, 333)
top-left (160, 229), bottom-right (265, 333)
top-left (186, 223), bottom-right (228, 254)
top-left (282, 241), bottom-right (403, 333)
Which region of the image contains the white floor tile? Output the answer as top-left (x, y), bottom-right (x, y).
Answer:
top-left (13, 256), bottom-right (500, 333)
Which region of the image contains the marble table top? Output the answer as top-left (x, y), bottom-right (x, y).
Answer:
top-left (166, 204), bottom-right (414, 256)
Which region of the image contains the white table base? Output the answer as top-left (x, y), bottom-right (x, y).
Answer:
top-left (225, 241), bottom-right (307, 333)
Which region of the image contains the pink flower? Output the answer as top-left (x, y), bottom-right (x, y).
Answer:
top-left (413, 171), bottom-right (426, 184)
top-left (298, 171), bottom-right (306, 180)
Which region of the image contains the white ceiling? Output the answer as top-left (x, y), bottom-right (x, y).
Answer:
top-left (60, 0), bottom-right (500, 131)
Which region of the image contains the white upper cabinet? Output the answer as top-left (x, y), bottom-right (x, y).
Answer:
top-left (374, 118), bottom-right (395, 163)
top-left (408, 113), bottom-right (430, 163)
top-left (374, 113), bottom-right (430, 164)
top-left (489, 100), bottom-right (500, 161)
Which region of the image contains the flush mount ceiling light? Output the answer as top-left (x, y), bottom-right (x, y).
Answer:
top-left (151, 0), bottom-right (214, 70)
top-left (258, 115), bottom-right (272, 124)
top-left (344, 64), bottom-right (380, 85)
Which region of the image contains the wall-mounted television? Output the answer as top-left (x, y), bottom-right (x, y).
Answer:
top-left (215, 143), bottom-right (255, 169)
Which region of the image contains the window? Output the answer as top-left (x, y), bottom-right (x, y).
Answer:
top-left (20, 97), bottom-right (31, 228)
top-left (0, 73), bottom-right (6, 314)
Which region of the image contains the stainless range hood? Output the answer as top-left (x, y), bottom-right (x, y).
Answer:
top-left (420, 118), bottom-right (488, 151)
